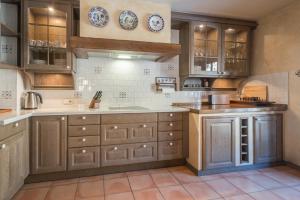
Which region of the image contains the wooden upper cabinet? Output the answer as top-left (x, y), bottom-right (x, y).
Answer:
top-left (31, 116), bottom-right (67, 174)
top-left (221, 25), bottom-right (251, 77)
top-left (23, 0), bottom-right (73, 72)
top-left (203, 117), bottom-right (236, 170)
top-left (254, 114), bottom-right (283, 164)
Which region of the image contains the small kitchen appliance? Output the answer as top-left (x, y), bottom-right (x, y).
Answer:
top-left (22, 91), bottom-right (43, 109)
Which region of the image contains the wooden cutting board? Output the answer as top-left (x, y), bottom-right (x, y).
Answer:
top-left (0, 109), bottom-right (12, 114)
top-left (242, 85), bottom-right (268, 101)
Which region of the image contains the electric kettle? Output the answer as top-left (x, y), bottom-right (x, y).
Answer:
top-left (22, 92), bottom-right (43, 109)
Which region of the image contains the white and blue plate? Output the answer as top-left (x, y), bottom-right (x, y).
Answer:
top-left (119, 10), bottom-right (138, 30)
top-left (148, 14), bottom-right (165, 32)
top-left (88, 7), bottom-right (109, 27)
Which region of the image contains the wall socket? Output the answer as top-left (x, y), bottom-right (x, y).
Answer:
top-left (0, 90), bottom-right (12, 99)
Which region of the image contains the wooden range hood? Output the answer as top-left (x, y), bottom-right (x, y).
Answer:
top-left (70, 37), bottom-right (181, 62)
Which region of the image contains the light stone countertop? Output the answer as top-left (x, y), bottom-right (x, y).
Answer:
top-left (0, 105), bottom-right (189, 126)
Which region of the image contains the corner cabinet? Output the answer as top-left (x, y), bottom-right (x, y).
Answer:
top-left (254, 114), bottom-right (283, 164)
top-left (23, 1), bottom-right (73, 73)
top-left (31, 116), bottom-right (67, 174)
top-left (180, 22), bottom-right (252, 78)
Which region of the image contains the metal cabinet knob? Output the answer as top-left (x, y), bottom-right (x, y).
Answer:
top-left (82, 138), bottom-right (86, 142)
top-left (143, 144), bottom-right (147, 148)
top-left (82, 127), bottom-right (86, 131)
top-left (0, 144), bottom-right (6, 150)
top-left (113, 126), bottom-right (118, 129)
top-left (61, 117), bottom-right (65, 121)
top-left (66, 66), bottom-right (71, 69)
top-left (169, 142), bottom-right (174, 146)
top-left (169, 123), bottom-right (173, 127)
top-left (113, 147), bottom-right (118, 151)
top-left (82, 149), bottom-right (86, 153)
top-left (142, 124), bottom-right (147, 128)
top-left (82, 116), bottom-right (86, 120)
top-left (169, 132), bottom-right (173, 136)
top-left (14, 123), bottom-right (19, 127)
top-left (169, 113), bottom-right (173, 117)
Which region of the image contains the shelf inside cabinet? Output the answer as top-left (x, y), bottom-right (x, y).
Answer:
top-left (0, 63), bottom-right (19, 69)
top-left (0, 23), bottom-right (19, 37)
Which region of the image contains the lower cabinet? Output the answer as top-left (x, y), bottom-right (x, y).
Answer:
top-left (31, 116), bottom-right (67, 174)
top-left (254, 114), bottom-right (283, 164)
top-left (68, 147), bottom-right (100, 170)
top-left (158, 140), bottom-right (183, 161)
top-left (0, 131), bottom-right (28, 200)
top-left (203, 117), bottom-right (236, 170)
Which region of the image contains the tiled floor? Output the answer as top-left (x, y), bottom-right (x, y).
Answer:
top-left (13, 165), bottom-right (300, 200)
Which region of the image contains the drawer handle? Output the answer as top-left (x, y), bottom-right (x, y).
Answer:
top-left (142, 124), bottom-right (147, 128)
top-left (14, 123), bottom-right (19, 127)
top-left (0, 144), bottom-right (6, 150)
top-left (113, 126), bottom-right (118, 129)
top-left (82, 149), bottom-right (86, 153)
top-left (61, 117), bottom-right (65, 121)
top-left (82, 138), bottom-right (86, 142)
top-left (169, 142), bottom-right (174, 146)
top-left (142, 144), bottom-right (147, 148)
top-left (82, 116), bottom-right (86, 120)
top-left (113, 147), bottom-right (118, 151)
top-left (169, 113), bottom-right (173, 117)
top-left (169, 132), bottom-right (173, 136)
top-left (82, 127), bottom-right (86, 131)
top-left (169, 123), bottom-right (173, 127)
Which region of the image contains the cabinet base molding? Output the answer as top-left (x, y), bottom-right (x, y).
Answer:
top-left (187, 161), bottom-right (285, 176)
top-left (25, 159), bottom-right (186, 184)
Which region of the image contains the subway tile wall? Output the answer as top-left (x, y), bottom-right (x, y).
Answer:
top-left (0, 69), bottom-right (17, 109)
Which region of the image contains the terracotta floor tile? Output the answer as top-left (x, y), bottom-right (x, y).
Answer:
top-left (263, 171), bottom-right (300, 186)
top-left (293, 185), bottom-right (300, 191)
top-left (45, 183), bottom-right (77, 200)
top-left (240, 170), bottom-right (261, 176)
top-left (225, 177), bottom-right (265, 193)
top-left (171, 169), bottom-right (202, 184)
top-left (133, 188), bottom-right (164, 200)
top-left (151, 172), bottom-right (179, 187)
top-left (78, 175), bottom-right (103, 183)
top-left (22, 182), bottom-right (53, 190)
top-left (183, 182), bottom-right (220, 200)
top-left (272, 165), bottom-right (294, 172)
top-left (148, 168), bottom-right (169, 174)
top-left (128, 174), bottom-right (155, 191)
top-left (105, 192), bottom-right (134, 200)
top-left (224, 194), bottom-right (253, 200)
top-left (245, 174), bottom-right (283, 189)
top-left (271, 187), bottom-right (300, 200)
top-left (159, 185), bottom-right (193, 200)
top-left (52, 178), bottom-right (79, 186)
top-left (200, 174), bottom-right (223, 182)
top-left (75, 197), bottom-right (105, 200)
top-left (13, 187), bottom-right (49, 200)
top-left (221, 171), bottom-right (243, 177)
top-left (104, 173), bottom-right (127, 180)
top-left (206, 178), bottom-right (244, 197)
top-left (258, 167), bottom-right (279, 173)
top-left (167, 166), bottom-right (189, 172)
top-left (249, 190), bottom-right (283, 200)
top-left (77, 180), bottom-right (104, 198)
top-left (104, 177), bottom-right (131, 195)
top-left (126, 170), bottom-right (149, 177)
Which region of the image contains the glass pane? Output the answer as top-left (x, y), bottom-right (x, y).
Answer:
top-left (28, 24), bottom-right (48, 42)
top-left (225, 42), bottom-right (235, 58)
top-left (236, 30), bottom-right (248, 43)
top-left (194, 57), bottom-right (206, 72)
top-left (49, 26), bottom-right (66, 48)
top-left (207, 40), bottom-right (218, 57)
top-left (224, 28), bottom-right (236, 42)
top-left (224, 59), bottom-right (248, 74)
top-left (49, 8), bottom-right (67, 27)
top-left (28, 8), bottom-right (48, 25)
top-left (236, 43), bottom-right (247, 59)
top-left (29, 46), bottom-right (48, 65)
top-left (49, 48), bottom-right (67, 66)
top-left (206, 58), bottom-right (218, 72)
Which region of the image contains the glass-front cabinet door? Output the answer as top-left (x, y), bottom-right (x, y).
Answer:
top-left (24, 1), bottom-right (72, 72)
top-left (221, 25), bottom-right (250, 77)
top-left (190, 22), bottom-right (221, 76)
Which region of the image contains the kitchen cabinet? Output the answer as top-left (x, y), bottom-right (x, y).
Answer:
top-left (23, 0), bottom-right (73, 72)
top-left (31, 116), bottom-right (67, 174)
top-left (179, 22), bottom-right (252, 78)
top-left (0, 121), bottom-right (28, 200)
top-left (254, 114), bottom-right (283, 164)
top-left (203, 117), bottom-right (236, 170)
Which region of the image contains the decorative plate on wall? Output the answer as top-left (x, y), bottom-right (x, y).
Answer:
top-left (148, 14), bottom-right (165, 32)
top-left (88, 7), bottom-right (109, 27)
top-left (119, 10), bottom-right (138, 30)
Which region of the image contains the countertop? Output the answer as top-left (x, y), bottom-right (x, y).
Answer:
top-left (0, 103), bottom-right (288, 126)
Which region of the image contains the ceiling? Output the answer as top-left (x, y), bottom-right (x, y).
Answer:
top-left (145, 0), bottom-right (295, 20)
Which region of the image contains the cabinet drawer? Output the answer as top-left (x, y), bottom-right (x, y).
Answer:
top-left (158, 112), bottom-right (183, 122)
top-left (101, 144), bottom-right (131, 167)
top-left (158, 131), bottom-right (182, 141)
top-left (68, 136), bottom-right (100, 148)
top-left (101, 113), bottom-right (157, 124)
top-left (68, 115), bottom-right (100, 125)
top-left (131, 142), bottom-right (157, 163)
top-left (101, 123), bottom-right (157, 145)
top-left (158, 121), bottom-right (182, 131)
top-left (158, 140), bottom-right (183, 161)
top-left (1, 120), bottom-right (26, 141)
top-left (68, 125), bottom-right (100, 136)
top-left (68, 147), bottom-right (100, 170)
